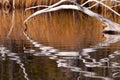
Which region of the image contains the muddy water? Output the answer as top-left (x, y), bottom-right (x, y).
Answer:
top-left (0, 9), bottom-right (120, 80)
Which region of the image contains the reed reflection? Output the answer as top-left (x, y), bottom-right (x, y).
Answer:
top-left (0, 10), bottom-right (120, 80)
top-left (0, 44), bottom-right (30, 80)
top-left (23, 29), bottom-right (120, 80)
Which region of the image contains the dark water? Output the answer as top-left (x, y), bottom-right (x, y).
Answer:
top-left (0, 9), bottom-right (120, 80)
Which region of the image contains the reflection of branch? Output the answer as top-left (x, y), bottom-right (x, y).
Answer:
top-left (8, 55), bottom-right (30, 80)
top-left (95, 34), bottom-right (120, 48)
top-left (16, 58), bottom-right (29, 80)
top-left (81, 34), bottom-right (120, 57)
top-left (23, 30), bottom-right (120, 80)
top-left (0, 46), bottom-right (7, 60)
top-left (23, 29), bottom-right (114, 80)
top-left (7, 10), bottom-right (15, 38)
top-left (9, 55), bottom-right (30, 80)
top-left (0, 45), bottom-right (29, 80)
top-left (63, 62), bottom-right (113, 80)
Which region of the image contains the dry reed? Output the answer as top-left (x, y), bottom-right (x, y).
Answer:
top-left (0, 0), bottom-right (119, 9)
top-left (0, 0), bottom-right (119, 16)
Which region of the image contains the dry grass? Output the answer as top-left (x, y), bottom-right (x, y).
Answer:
top-left (0, 0), bottom-right (119, 8)
top-left (9, 0), bottom-right (59, 8)
top-left (0, 0), bottom-right (86, 8)
top-left (0, 0), bottom-right (119, 16)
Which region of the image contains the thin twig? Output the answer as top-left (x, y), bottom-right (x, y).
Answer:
top-left (111, 4), bottom-right (120, 8)
top-left (25, 5), bottom-right (48, 11)
top-left (94, 0), bottom-right (120, 16)
top-left (81, 0), bottom-right (120, 16)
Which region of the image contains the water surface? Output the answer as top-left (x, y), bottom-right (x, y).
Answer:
top-left (0, 9), bottom-right (120, 80)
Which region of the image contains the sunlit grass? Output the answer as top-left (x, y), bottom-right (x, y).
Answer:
top-left (0, 0), bottom-right (120, 11)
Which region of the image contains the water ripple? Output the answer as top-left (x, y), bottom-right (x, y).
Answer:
top-left (22, 31), bottom-right (120, 80)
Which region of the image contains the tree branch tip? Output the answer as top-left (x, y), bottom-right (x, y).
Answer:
top-left (25, 5), bottom-right (49, 12)
top-left (24, 21), bottom-right (27, 25)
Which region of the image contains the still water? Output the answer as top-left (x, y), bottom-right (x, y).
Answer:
top-left (0, 9), bottom-right (120, 80)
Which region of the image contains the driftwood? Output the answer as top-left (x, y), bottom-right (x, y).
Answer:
top-left (24, 0), bottom-right (120, 32)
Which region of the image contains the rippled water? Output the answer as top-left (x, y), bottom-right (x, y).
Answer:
top-left (0, 9), bottom-right (120, 80)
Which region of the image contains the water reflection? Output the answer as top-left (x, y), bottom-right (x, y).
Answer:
top-left (0, 44), bottom-right (30, 80)
top-left (23, 30), bottom-right (120, 80)
top-left (0, 10), bottom-right (120, 80)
